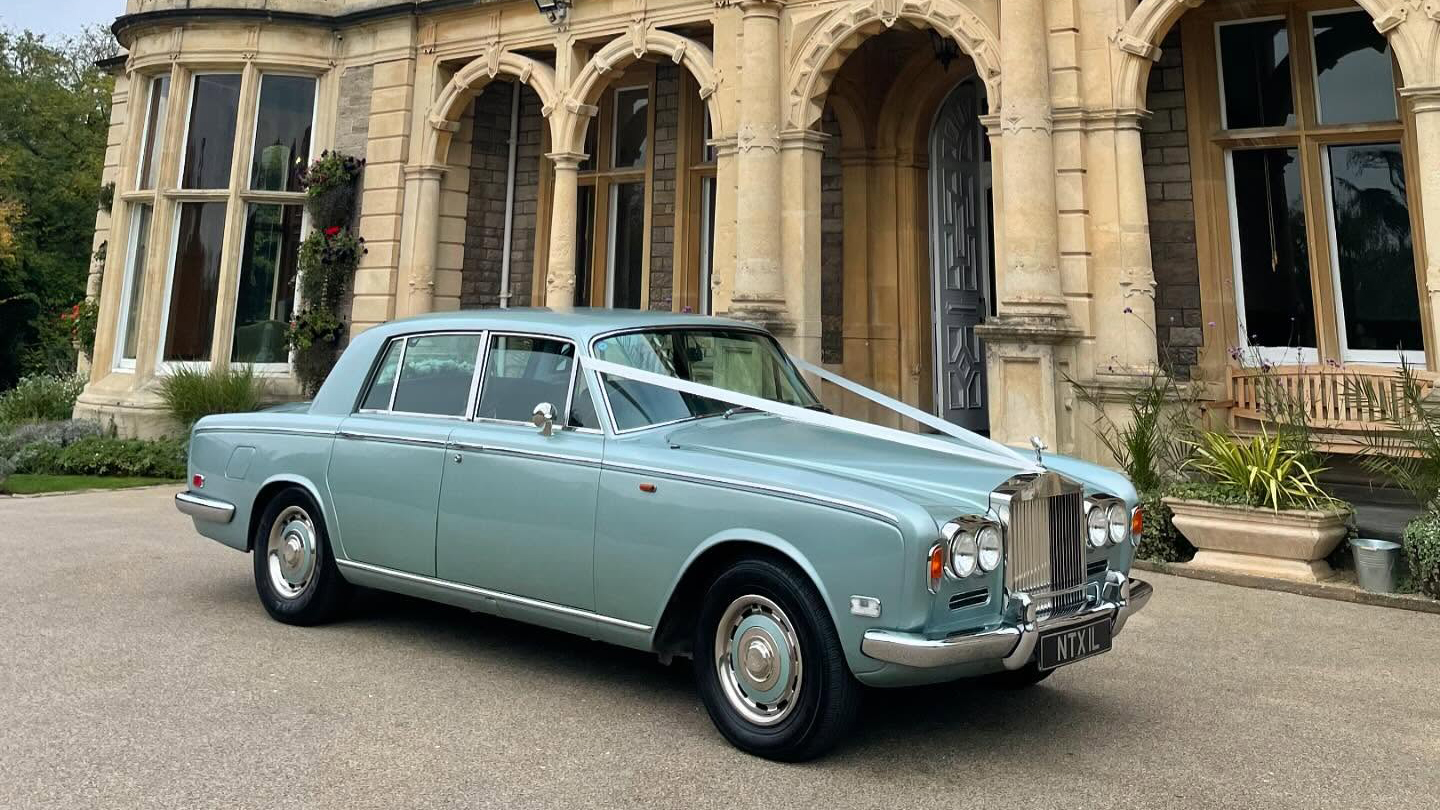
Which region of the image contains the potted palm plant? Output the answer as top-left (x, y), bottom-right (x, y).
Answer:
top-left (1163, 430), bottom-right (1350, 582)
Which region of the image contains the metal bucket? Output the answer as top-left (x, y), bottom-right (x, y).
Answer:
top-left (1350, 538), bottom-right (1402, 593)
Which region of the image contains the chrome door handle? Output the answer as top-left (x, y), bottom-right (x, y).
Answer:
top-left (453, 453), bottom-right (463, 464)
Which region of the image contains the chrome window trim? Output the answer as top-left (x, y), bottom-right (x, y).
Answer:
top-left (334, 558), bottom-right (652, 632)
top-left (353, 330), bottom-right (488, 418)
top-left (585, 324), bottom-right (817, 437)
top-left (473, 330), bottom-right (580, 427)
top-left (600, 459), bottom-right (899, 526)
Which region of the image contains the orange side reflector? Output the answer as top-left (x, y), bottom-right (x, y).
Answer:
top-left (928, 546), bottom-right (944, 592)
top-left (1131, 506), bottom-right (1144, 538)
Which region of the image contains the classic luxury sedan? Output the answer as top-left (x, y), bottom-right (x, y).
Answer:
top-left (176, 309), bottom-right (1151, 760)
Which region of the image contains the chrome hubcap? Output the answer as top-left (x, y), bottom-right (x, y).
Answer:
top-left (266, 506), bottom-right (317, 599)
top-left (714, 595), bottom-right (802, 726)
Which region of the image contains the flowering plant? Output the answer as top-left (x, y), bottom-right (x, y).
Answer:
top-left (59, 299), bottom-right (100, 356)
top-left (298, 150), bottom-right (365, 197)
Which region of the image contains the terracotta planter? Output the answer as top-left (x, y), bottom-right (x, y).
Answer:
top-left (1163, 497), bottom-right (1349, 582)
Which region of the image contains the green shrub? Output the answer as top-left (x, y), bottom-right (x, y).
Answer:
top-left (1185, 430), bottom-right (1339, 512)
top-left (1137, 491), bottom-right (1194, 563)
top-left (157, 365), bottom-right (268, 430)
top-left (0, 373), bottom-right (87, 426)
top-left (0, 418), bottom-right (102, 459)
top-left (1401, 508), bottom-right (1440, 599)
top-left (1349, 361), bottom-right (1440, 507)
top-left (13, 435), bottom-right (185, 478)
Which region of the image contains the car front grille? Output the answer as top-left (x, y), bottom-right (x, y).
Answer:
top-left (1005, 487), bottom-right (1086, 617)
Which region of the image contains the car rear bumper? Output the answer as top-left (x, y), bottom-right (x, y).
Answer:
top-left (861, 572), bottom-right (1152, 670)
top-left (175, 491), bottom-right (235, 524)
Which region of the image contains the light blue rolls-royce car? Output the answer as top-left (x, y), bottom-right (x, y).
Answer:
top-left (176, 309), bottom-right (1151, 760)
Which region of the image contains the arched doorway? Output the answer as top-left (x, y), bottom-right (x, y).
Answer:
top-left (927, 76), bottom-right (993, 433)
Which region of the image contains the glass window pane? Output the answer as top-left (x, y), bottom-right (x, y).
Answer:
top-left (1313, 11), bottom-right (1397, 125)
top-left (1327, 143), bottom-right (1420, 353)
top-left (250, 75), bottom-right (316, 191)
top-left (1230, 148), bottom-right (1316, 349)
top-left (476, 335), bottom-right (575, 422)
top-left (232, 204), bottom-right (304, 363)
top-left (609, 182), bottom-right (645, 309)
top-left (612, 87), bottom-right (649, 169)
top-left (137, 76), bottom-right (169, 190)
top-left (360, 339), bottom-right (402, 411)
top-left (575, 185), bottom-right (595, 307)
top-left (580, 124), bottom-right (598, 173)
top-left (568, 370), bottom-right (599, 429)
top-left (392, 334), bottom-right (482, 416)
top-left (163, 201), bottom-right (228, 361)
top-left (1218, 19), bottom-right (1295, 129)
top-left (120, 205), bottom-right (153, 361)
top-left (181, 74), bottom-right (242, 189)
top-left (699, 176), bottom-right (716, 314)
top-left (701, 109), bottom-right (715, 164)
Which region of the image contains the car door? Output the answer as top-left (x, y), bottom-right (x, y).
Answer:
top-left (327, 332), bottom-right (484, 576)
top-left (436, 332), bottom-right (604, 610)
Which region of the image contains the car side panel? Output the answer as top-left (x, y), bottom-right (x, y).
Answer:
top-left (593, 466), bottom-right (908, 676)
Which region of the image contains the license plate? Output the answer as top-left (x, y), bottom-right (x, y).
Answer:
top-left (1038, 616), bottom-right (1112, 670)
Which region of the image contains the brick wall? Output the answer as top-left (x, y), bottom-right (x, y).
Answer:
top-left (1143, 32), bottom-right (1203, 379)
top-left (820, 107), bottom-right (843, 364)
top-left (648, 65), bottom-right (680, 311)
top-left (460, 81), bottom-right (543, 309)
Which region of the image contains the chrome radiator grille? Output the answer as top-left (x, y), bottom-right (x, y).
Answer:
top-left (1005, 489), bottom-right (1086, 616)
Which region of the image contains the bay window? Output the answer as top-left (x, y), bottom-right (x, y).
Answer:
top-left (1189, 3), bottom-right (1423, 366)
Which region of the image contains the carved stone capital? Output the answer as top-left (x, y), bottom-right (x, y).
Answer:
top-left (737, 122), bottom-right (782, 153)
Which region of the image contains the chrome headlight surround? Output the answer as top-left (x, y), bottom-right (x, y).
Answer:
top-left (940, 516), bottom-right (1003, 579)
top-left (1106, 502), bottom-right (1129, 545)
top-left (1085, 503), bottom-right (1108, 548)
top-left (1085, 496), bottom-right (1127, 548)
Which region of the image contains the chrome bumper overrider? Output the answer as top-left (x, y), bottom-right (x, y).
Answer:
top-left (861, 572), bottom-right (1153, 670)
top-left (175, 491), bottom-right (235, 524)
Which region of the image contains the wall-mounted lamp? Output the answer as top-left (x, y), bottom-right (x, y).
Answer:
top-left (532, 0), bottom-right (570, 26)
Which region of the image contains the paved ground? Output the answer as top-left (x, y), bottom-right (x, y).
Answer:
top-left (2, 487), bottom-right (1437, 810)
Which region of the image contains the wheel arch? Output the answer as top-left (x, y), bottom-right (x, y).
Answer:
top-left (247, 474), bottom-right (330, 552)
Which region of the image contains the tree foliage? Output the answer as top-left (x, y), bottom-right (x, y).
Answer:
top-left (0, 26), bottom-right (117, 387)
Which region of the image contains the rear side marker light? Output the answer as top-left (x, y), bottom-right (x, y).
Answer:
top-left (192, 473), bottom-right (205, 489)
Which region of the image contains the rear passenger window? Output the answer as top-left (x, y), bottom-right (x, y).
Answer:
top-left (359, 339), bottom-right (402, 411)
top-left (391, 334), bottom-right (482, 416)
top-left (476, 335), bottom-right (575, 423)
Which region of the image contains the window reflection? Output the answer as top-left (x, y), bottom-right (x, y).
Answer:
top-left (250, 75), bottom-right (316, 192)
top-left (120, 205), bottom-right (153, 361)
top-left (1230, 148), bottom-right (1316, 350)
top-left (180, 74), bottom-right (242, 189)
top-left (612, 87), bottom-right (649, 169)
top-left (137, 76), bottom-right (169, 190)
top-left (1313, 11), bottom-right (1397, 125)
top-left (1219, 19), bottom-right (1295, 129)
top-left (609, 182), bottom-right (645, 308)
top-left (232, 204), bottom-right (304, 363)
top-left (163, 202), bottom-right (227, 361)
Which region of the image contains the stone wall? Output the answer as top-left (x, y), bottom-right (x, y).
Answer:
top-left (820, 107), bottom-right (843, 364)
top-left (334, 65), bottom-right (373, 160)
top-left (1143, 32), bottom-right (1202, 379)
top-left (460, 81), bottom-right (543, 309)
top-left (648, 65), bottom-right (680, 310)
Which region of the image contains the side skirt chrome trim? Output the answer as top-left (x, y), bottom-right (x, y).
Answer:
top-left (334, 559), bottom-right (653, 633)
top-left (192, 426), bottom-right (336, 438)
top-left (601, 460), bottom-right (900, 526)
top-left (447, 441), bottom-right (603, 467)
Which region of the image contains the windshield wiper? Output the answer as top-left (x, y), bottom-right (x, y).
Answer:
top-left (721, 405), bottom-right (760, 419)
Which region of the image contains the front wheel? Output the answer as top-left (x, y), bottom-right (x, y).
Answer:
top-left (252, 487), bottom-right (349, 626)
top-left (693, 558), bottom-right (861, 761)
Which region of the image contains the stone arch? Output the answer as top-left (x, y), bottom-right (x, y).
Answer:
top-left (424, 50), bottom-right (561, 166)
top-left (784, 0), bottom-right (1001, 132)
top-left (557, 27), bottom-right (723, 154)
top-left (1113, 0), bottom-right (1417, 111)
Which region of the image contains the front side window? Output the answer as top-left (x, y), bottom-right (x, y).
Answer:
top-left (593, 329), bottom-right (818, 431)
top-left (475, 335), bottom-right (576, 422)
top-left (360, 339), bottom-right (403, 411)
top-left (392, 334), bottom-right (483, 416)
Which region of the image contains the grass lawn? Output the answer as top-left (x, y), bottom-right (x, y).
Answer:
top-left (1, 475), bottom-right (180, 495)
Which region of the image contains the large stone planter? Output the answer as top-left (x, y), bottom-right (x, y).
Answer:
top-left (1163, 497), bottom-right (1349, 582)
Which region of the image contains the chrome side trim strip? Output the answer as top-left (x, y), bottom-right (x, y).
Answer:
top-left (336, 430), bottom-right (449, 448)
top-left (191, 426), bottom-right (336, 438)
top-left (601, 460), bottom-right (899, 526)
top-left (334, 559), bottom-right (653, 633)
top-left (447, 441), bottom-right (603, 467)
top-left (175, 491), bottom-right (236, 523)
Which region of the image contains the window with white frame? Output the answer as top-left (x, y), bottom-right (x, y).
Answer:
top-left (118, 69), bottom-right (317, 372)
top-left (1209, 7), bottom-right (1421, 365)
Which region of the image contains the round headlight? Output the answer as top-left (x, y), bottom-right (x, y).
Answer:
top-left (1107, 502), bottom-right (1128, 545)
top-left (949, 530), bottom-right (978, 578)
top-left (976, 525), bottom-right (1002, 572)
top-left (1087, 506), bottom-right (1108, 548)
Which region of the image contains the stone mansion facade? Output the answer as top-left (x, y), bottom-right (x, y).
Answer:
top-left (79, 0), bottom-right (1440, 462)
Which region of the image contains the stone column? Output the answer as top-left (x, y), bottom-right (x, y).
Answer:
top-left (779, 129), bottom-right (827, 363)
top-left (1405, 88), bottom-right (1440, 371)
top-left (974, 0), bottom-right (1077, 447)
top-left (731, 0), bottom-right (788, 330)
top-left (544, 150), bottom-right (586, 307)
top-left (396, 164), bottom-right (445, 317)
top-left (1106, 115), bottom-right (1160, 372)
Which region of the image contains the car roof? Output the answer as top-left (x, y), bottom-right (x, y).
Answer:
top-left (365, 307), bottom-right (762, 345)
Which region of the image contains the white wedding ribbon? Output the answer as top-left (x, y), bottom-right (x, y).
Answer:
top-left (579, 354), bottom-right (1040, 473)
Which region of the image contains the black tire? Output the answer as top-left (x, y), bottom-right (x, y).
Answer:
top-left (982, 661), bottom-right (1054, 689)
top-left (251, 487), bottom-right (349, 626)
top-left (693, 557), bottom-right (861, 761)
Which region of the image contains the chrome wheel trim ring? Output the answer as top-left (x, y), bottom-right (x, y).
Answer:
top-left (713, 594), bottom-right (803, 727)
top-left (266, 506), bottom-right (317, 600)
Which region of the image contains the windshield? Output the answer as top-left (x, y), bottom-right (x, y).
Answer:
top-left (591, 328), bottom-right (820, 431)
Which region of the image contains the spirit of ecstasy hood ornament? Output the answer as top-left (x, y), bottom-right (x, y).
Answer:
top-left (1030, 436), bottom-right (1047, 466)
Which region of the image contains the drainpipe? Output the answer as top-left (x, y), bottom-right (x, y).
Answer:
top-left (498, 80), bottom-right (521, 308)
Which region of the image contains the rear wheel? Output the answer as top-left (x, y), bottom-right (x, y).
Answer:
top-left (252, 488), bottom-right (349, 626)
top-left (693, 558), bottom-right (861, 761)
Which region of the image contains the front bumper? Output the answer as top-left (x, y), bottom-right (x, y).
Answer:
top-left (861, 572), bottom-right (1152, 670)
top-left (175, 491), bottom-right (235, 524)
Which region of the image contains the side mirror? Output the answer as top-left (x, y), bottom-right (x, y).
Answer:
top-left (531, 402), bottom-right (557, 437)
